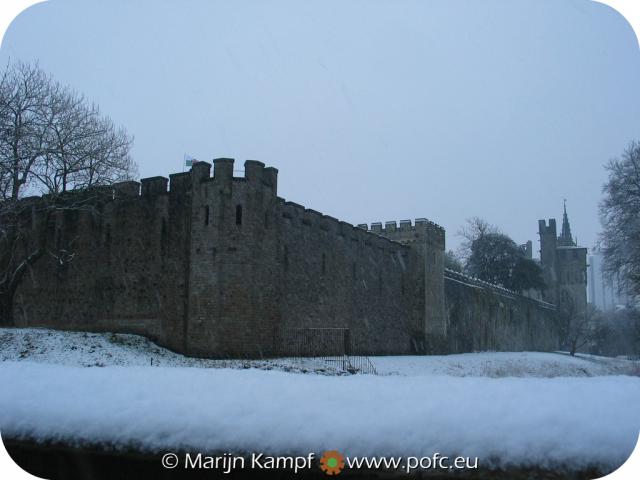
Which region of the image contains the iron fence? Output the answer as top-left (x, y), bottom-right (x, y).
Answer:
top-left (273, 327), bottom-right (377, 375)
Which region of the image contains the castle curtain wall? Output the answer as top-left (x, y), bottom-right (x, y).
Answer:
top-left (444, 270), bottom-right (559, 353)
top-left (186, 160), bottom-right (422, 356)
top-left (274, 206), bottom-right (420, 356)
top-left (10, 159), bottom-right (561, 358)
top-left (12, 181), bottom-right (191, 353)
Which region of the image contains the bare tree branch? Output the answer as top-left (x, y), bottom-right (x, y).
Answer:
top-left (599, 141), bottom-right (640, 300)
top-left (0, 60), bottom-right (137, 325)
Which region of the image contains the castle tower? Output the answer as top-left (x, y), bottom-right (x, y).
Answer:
top-left (538, 203), bottom-right (587, 318)
top-left (374, 220), bottom-right (446, 353)
top-left (185, 158), bottom-right (281, 357)
top-left (538, 218), bottom-right (558, 304)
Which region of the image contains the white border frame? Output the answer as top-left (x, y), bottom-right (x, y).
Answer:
top-left (0, 1), bottom-right (637, 479)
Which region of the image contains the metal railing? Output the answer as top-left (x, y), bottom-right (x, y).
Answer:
top-left (273, 327), bottom-right (377, 375)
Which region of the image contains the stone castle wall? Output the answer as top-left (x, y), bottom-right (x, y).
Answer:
top-left (12, 175), bottom-right (192, 353)
top-left (355, 219), bottom-right (447, 353)
top-left (184, 160), bottom-right (433, 356)
top-left (10, 159), bottom-right (560, 358)
top-left (444, 270), bottom-right (559, 353)
top-left (11, 160), bottom-right (436, 357)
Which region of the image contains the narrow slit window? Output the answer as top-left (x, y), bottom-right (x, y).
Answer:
top-left (235, 205), bottom-right (243, 225)
top-left (161, 219), bottom-right (168, 255)
top-left (283, 245), bottom-right (289, 272)
top-left (204, 206), bottom-right (210, 226)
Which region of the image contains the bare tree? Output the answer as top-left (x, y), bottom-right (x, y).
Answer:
top-left (456, 217), bottom-right (544, 293)
top-left (599, 141), bottom-right (640, 300)
top-left (35, 84), bottom-right (135, 193)
top-left (37, 84), bottom-right (89, 193)
top-left (559, 295), bottom-right (596, 356)
top-left (590, 306), bottom-right (640, 357)
top-left (456, 217), bottom-right (500, 264)
top-left (0, 61), bottom-right (51, 201)
top-left (77, 114), bottom-right (136, 187)
top-left (0, 60), bottom-right (136, 325)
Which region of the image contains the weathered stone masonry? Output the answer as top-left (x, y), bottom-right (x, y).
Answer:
top-left (11, 159), bottom-right (560, 357)
top-left (444, 270), bottom-right (558, 353)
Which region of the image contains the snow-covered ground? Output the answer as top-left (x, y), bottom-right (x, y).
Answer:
top-left (372, 351), bottom-right (640, 377)
top-left (1, 327), bottom-right (638, 377)
top-left (1, 327), bottom-right (639, 472)
top-left (0, 328), bottom-right (348, 374)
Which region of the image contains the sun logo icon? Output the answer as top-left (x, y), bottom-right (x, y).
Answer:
top-left (319, 450), bottom-right (345, 475)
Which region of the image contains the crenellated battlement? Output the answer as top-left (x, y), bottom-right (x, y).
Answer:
top-left (14, 159), bottom-right (440, 263)
top-left (11, 158), bottom-right (283, 272)
top-left (278, 198), bottom-right (406, 250)
top-left (87, 158), bottom-right (281, 201)
top-left (538, 218), bottom-right (557, 236)
top-left (357, 218), bottom-right (445, 249)
top-left (207, 158), bottom-right (279, 190)
top-left (168, 172), bottom-right (190, 193)
top-left (358, 218), bottom-right (443, 233)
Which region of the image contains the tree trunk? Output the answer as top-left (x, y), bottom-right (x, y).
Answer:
top-left (0, 247), bottom-right (44, 328)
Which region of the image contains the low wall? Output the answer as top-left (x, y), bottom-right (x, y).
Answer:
top-left (444, 270), bottom-right (559, 353)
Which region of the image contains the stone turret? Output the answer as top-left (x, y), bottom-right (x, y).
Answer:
top-left (358, 218), bottom-right (447, 353)
top-left (539, 202), bottom-right (587, 320)
top-left (538, 218), bottom-right (558, 304)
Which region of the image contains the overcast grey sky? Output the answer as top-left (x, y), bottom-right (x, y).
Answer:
top-left (2, 0), bottom-right (639, 255)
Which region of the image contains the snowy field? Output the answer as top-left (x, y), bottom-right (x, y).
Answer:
top-left (0, 328), bottom-right (350, 374)
top-left (1, 327), bottom-right (639, 473)
top-left (373, 351), bottom-right (640, 377)
top-left (1, 327), bottom-right (638, 377)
